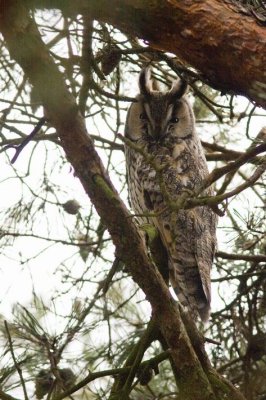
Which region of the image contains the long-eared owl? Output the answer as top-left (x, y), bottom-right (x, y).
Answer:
top-left (125, 68), bottom-right (217, 322)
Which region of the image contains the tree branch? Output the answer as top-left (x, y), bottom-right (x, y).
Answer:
top-left (0, 390), bottom-right (20, 400)
top-left (3, 117), bottom-right (46, 163)
top-left (201, 143), bottom-right (266, 190)
top-left (4, 322), bottom-right (29, 400)
top-left (216, 251), bottom-right (266, 263)
top-left (187, 160), bottom-right (266, 208)
top-left (54, 350), bottom-right (170, 400)
top-left (110, 318), bottom-right (158, 399)
top-left (24, 0), bottom-right (266, 108)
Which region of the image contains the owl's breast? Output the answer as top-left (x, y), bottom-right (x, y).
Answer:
top-left (171, 139), bottom-right (209, 190)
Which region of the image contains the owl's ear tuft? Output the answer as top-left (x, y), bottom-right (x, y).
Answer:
top-left (139, 67), bottom-right (153, 97)
top-left (168, 79), bottom-right (188, 101)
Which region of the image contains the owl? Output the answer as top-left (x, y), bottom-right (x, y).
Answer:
top-left (124, 68), bottom-right (217, 322)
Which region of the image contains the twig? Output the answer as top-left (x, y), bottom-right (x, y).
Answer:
top-left (131, 349), bottom-right (171, 389)
top-left (53, 350), bottom-right (170, 400)
top-left (0, 133), bottom-right (59, 150)
top-left (216, 169), bottom-right (236, 196)
top-left (216, 251), bottom-right (266, 263)
top-left (1, 231), bottom-right (110, 247)
top-left (217, 357), bottom-right (244, 374)
top-left (212, 270), bottom-right (266, 283)
top-left (91, 134), bottom-right (124, 151)
top-left (204, 337), bottom-right (221, 346)
top-left (201, 141), bottom-right (262, 163)
top-left (4, 321), bottom-right (29, 400)
top-left (202, 143), bottom-right (266, 190)
top-left (0, 389), bottom-right (20, 400)
top-left (90, 79), bottom-right (136, 102)
top-left (120, 319), bottom-right (158, 397)
top-left (55, 366), bottom-right (130, 400)
top-left (102, 257), bottom-right (123, 295)
top-left (187, 161), bottom-right (266, 208)
top-left (57, 256), bottom-right (122, 360)
top-left (79, 15), bottom-right (93, 116)
top-left (110, 318), bottom-right (159, 399)
top-left (202, 141), bottom-right (242, 155)
top-left (3, 117), bottom-right (46, 163)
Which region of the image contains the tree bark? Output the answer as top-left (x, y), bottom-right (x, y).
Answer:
top-left (12, 0), bottom-right (266, 109)
top-left (0, 2), bottom-right (246, 399)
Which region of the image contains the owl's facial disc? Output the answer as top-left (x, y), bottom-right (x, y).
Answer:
top-left (141, 93), bottom-right (193, 142)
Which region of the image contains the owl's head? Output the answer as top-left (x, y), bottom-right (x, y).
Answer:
top-left (125, 67), bottom-right (195, 142)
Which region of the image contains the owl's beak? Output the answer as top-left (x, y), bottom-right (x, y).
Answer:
top-left (151, 124), bottom-right (166, 141)
top-left (151, 132), bottom-right (160, 141)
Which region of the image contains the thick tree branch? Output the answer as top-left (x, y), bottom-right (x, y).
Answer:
top-left (22, 0), bottom-right (266, 108)
top-left (0, 2), bottom-right (245, 399)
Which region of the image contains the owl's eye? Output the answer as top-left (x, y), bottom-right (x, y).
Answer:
top-left (139, 113), bottom-right (147, 120)
top-left (169, 117), bottom-right (179, 124)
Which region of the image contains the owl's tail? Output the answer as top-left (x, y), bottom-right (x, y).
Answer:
top-left (170, 264), bottom-right (211, 322)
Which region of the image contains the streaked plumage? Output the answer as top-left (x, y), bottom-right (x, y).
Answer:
top-left (125, 68), bottom-right (217, 321)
